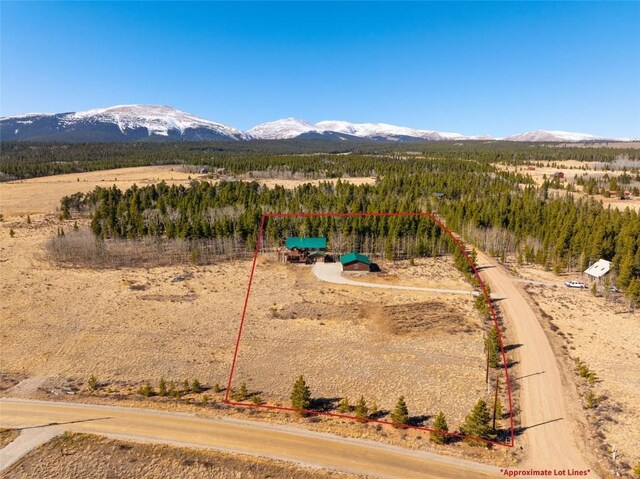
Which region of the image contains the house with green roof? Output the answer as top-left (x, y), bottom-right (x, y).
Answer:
top-left (285, 237), bottom-right (327, 250)
top-left (340, 252), bottom-right (371, 272)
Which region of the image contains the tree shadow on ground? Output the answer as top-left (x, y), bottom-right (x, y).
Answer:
top-left (503, 343), bottom-right (523, 352)
top-left (311, 397), bottom-right (342, 412)
top-left (408, 414), bottom-right (431, 427)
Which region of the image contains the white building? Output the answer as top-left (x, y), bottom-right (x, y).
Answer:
top-left (584, 259), bottom-right (611, 280)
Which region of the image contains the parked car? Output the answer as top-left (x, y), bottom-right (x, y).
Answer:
top-left (565, 280), bottom-right (587, 289)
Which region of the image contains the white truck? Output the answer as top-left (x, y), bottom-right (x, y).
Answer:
top-left (564, 280), bottom-right (587, 289)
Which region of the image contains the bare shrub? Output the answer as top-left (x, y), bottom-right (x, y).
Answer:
top-left (46, 231), bottom-right (251, 268)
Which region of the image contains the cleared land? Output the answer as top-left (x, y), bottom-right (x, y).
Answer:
top-left (232, 254), bottom-right (487, 428)
top-left (495, 162), bottom-right (640, 212)
top-left (0, 213), bottom-right (487, 433)
top-left (3, 432), bottom-right (363, 479)
top-left (0, 165), bottom-right (375, 217)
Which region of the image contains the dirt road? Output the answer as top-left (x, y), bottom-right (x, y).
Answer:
top-left (475, 253), bottom-right (596, 475)
top-left (0, 399), bottom-right (501, 479)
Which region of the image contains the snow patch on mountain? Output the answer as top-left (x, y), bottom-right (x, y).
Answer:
top-left (505, 130), bottom-right (628, 142)
top-left (246, 118), bottom-right (323, 139)
top-left (65, 105), bottom-right (243, 138)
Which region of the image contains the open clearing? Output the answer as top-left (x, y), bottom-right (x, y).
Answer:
top-left (2, 432), bottom-right (362, 479)
top-left (1, 207), bottom-right (491, 444)
top-left (231, 253), bottom-right (487, 428)
top-left (0, 165), bottom-right (375, 218)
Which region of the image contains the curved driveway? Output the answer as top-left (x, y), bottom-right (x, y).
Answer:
top-left (312, 263), bottom-right (480, 296)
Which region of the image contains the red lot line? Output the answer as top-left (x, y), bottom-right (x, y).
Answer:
top-left (224, 212), bottom-right (515, 448)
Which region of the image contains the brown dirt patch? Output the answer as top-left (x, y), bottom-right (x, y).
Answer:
top-left (363, 301), bottom-right (477, 336)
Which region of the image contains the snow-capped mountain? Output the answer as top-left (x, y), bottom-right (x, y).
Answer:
top-left (505, 130), bottom-right (627, 142)
top-left (1, 105), bottom-right (632, 143)
top-left (247, 119), bottom-right (486, 142)
top-left (246, 118), bottom-right (322, 140)
top-left (1, 105), bottom-right (244, 142)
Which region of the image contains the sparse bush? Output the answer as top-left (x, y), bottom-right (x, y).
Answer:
top-left (73, 221), bottom-right (79, 231)
top-left (138, 383), bottom-right (154, 397)
top-left (585, 391), bottom-right (599, 409)
top-left (87, 375), bottom-right (98, 391)
top-left (632, 462), bottom-right (640, 479)
top-left (9, 228), bottom-right (15, 238)
top-left (369, 402), bottom-right (379, 418)
top-left (430, 411), bottom-right (449, 444)
top-left (251, 395), bottom-right (262, 405)
top-left (26, 215), bottom-right (31, 225)
top-left (213, 383), bottom-right (222, 393)
top-left (182, 379), bottom-right (190, 393)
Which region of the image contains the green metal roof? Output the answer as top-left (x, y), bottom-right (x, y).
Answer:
top-left (285, 237), bottom-right (327, 249)
top-left (340, 252), bottom-right (371, 265)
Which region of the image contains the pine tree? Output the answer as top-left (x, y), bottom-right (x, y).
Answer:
top-left (369, 402), bottom-right (379, 418)
top-left (461, 399), bottom-right (493, 445)
top-left (390, 396), bottom-right (409, 425)
top-left (290, 375), bottom-right (311, 412)
top-left (238, 381), bottom-right (248, 400)
top-left (430, 411), bottom-right (449, 444)
top-left (191, 379), bottom-right (202, 394)
top-left (9, 228), bottom-right (15, 238)
top-left (158, 378), bottom-right (167, 396)
top-left (338, 397), bottom-right (350, 413)
top-left (485, 326), bottom-right (501, 368)
top-left (354, 396), bottom-right (368, 420)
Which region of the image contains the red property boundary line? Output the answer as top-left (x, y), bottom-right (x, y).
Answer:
top-left (224, 212), bottom-right (515, 448)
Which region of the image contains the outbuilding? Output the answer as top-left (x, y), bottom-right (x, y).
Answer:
top-left (340, 252), bottom-right (371, 272)
top-left (584, 259), bottom-right (611, 281)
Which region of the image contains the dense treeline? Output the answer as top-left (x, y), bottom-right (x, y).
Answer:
top-left (61, 156), bottom-right (640, 301)
top-left (2, 140), bottom-right (637, 180)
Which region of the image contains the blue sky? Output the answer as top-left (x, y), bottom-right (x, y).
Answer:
top-left (2, 2), bottom-right (639, 137)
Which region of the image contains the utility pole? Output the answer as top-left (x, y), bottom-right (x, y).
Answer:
top-left (485, 348), bottom-right (490, 394)
top-left (492, 376), bottom-right (500, 431)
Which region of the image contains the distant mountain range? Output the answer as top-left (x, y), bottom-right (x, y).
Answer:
top-left (0, 105), bottom-right (632, 143)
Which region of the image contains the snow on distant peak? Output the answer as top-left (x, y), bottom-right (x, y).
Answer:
top-left (505, 129), bottom-right (625, 142)
top-left (66, 104), bottom-right (243, 137)
top-left (246, 118), bottom-right (323, 139)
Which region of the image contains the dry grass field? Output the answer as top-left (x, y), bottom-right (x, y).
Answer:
top-left (0, 428), bottom-right (19, 449)
top-left (232, 254), bottom-right (486, 426)
top-left (2, 432), bottom-right (363, 479)
top-left (0, 166), bottom-right (490, 443)
top-left (0, 212), bottom-right (487, 432)
top-left (0, 165), bottom-right (375, 218)
top-left (516, 264), bottom-right (640, 471)
top-left (494, 162), bottom-right (640, 212)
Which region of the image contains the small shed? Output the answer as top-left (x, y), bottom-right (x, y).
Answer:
top-left (553, 171), bottom-right (565, 179)
top-left (433, 192), bottom-right (446, 200)
top-left (341, 252), bottom-right (371, 272)
top-left (584, 259), bottom-right (611, 280)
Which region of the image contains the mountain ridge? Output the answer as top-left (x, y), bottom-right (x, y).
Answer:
top-left (1, 105), bottom-right (631, 143)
